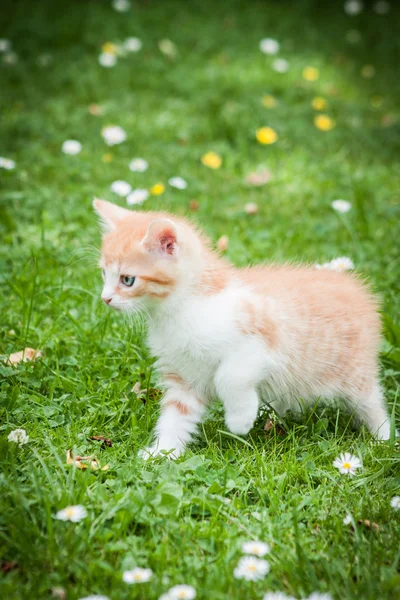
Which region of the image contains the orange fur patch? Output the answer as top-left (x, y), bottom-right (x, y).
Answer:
top-left (163, 399), bottom-right (191, 416)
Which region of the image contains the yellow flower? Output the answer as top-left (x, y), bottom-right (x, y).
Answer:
top-left (150, 183), bottom-right (165, 195)
top-left (101, 42), bottom-right (118, 55)
top-left (303, 66), bottom-right (319, 81)
top-left (262, 95), bottom-right (277, 108)
top-left (312, 96), bottom-right (327, 111)
top-left (102, 153), bottom-right (113, 162)
top-left (201, 151), bottom-right (222, 169)
top-left (314, 114), bottom-right (335, 131)
top-left (256, 127), bottom-right (278, 145)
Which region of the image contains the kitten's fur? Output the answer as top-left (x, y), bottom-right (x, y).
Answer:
top-left (94, 199), bottom-right (392, 458)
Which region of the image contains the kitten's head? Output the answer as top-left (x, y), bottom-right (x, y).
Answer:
top-left (93, 199), bottom-right (201, 312)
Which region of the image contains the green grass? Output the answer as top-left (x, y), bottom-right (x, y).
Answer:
top-left (1, 0), bottom-right (400, 598)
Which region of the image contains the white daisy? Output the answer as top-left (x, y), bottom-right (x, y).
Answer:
top-left (62, 140), bottom-right (82, 155)
top-left (333, 452), bottom-right (362, 477)
top-left (272, 58), bottom-right (289, 73)
top-left (233, 556), bottom-right (270, 581)
top-left (0, 157), bottom-right (16, 170)
top-left (129, 158), bottom-right (148, 172)
top-left (390, 496), bottom-right (400, 509)
top-left (55, 505), bottom-right (87, 522)
top-left (346, 29), bottom-right (361, 43)
top-left (307, 594), bottom-right (333, 600)
top-left (167, 584), bottom-right (196, 599)
top-left (242, 540), bottom-right (270, 557)
top-left (0, 39), bottom-right (11, 52)
top-left (102, 125), bottom-right (127, 146)
top-left (331, 199), bottom-right (352, 213)
top-left (110, 180), bottom-right (132, 197)
top-left (7, 428), bottom-right (29, 445)
top-left (343, 514), bottom-right (352, 525)
top-left (123, 567), bottom-right (153, 583)
top-left (373, 1), bottom-right (390, 14)
top-left (263, 594), bottom-right (296, 600)
top-left (315, 257), bottom-right (354, 272)
top-left (168, 176), bottom-right (187, 190)
top-left (126, 189), bottom-right (149, 205)
top-left (112, 0), bottom-right (130, 12)
top-left (344, 1), bottom-right (363, 15)
top-left (99, 52), bottom-right (117, 68)
top-left (124, 37), bottom-right (142, 52)
top-left (259, 38), bottom-right (280, 55)
top-left (78, 596), bottom-right (110, 600)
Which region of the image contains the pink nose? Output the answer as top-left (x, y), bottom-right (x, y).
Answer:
top-left (102, 297), bottom-right (112, 305)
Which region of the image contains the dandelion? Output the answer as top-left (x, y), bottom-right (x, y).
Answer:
top-left (62, 140), bottom-right (82, 155)
top-left (201, 151), bottom-right (222, 169)
top-left (150, 183), bottom-right (165, 195)
top-left (102, 125), bottom-right (127, 146)
top-left (344, 1), bottom-right (364, 16)
top-left (333, 452), bottom-right (362, 477)
top-left (110, 180), bottom-right (132, 197)
top-left (272, 58), bottom-right (289, 73)
top-left (361, 65), bottom-right (375, 79)
top-left (112, 0), bottom-right (130, 12)
top-left (0, 157), bottom-right (16, 170)
top-left (102, 42), bottom-right (118, 54)
top-left (331, 199), bottom-right (351, 213)
top-left (126, 189), bottom-right (149, 205)
top-left (303, 67), bottom-right (319, 81)
top-left (168, 177), bottom-right (187, 189)
top-left (158, 39), bottom-right (177, 58)
top-left (316, 257), bottom-right (355, 272)
top-left (259, 38), bottom-right (280, 55)
top-left (245, 202), bottom-right (259, 215)
top-left (262, 95), bottom-right (277, 108)
top-left (217, 235), bottom-right (229, 252)
top-left (234, 556), bottom-right (270, 581)
top-left (0, 39), bottom-right (10, 52)
top-left (124, 37), bottom-right (142, 52)
top-left (263, 594), bottom-right (296, 600)
top-left (123, 568), bottom-right (153, 583)
top-left (256, 127), bottom-right (278, 145)
top-left (374, 1), bottom-right (390, 14)
top-left (242, 540), bottom-right (270, 557)
top-left (346, 29), bottom-right (361, 44)
top-left (167, 584), bottom-right (196, 599)
top-left (343, 514), bottom-right (352, 525)
top-left (314, 115), bottom-right (335, 131)
top-left (55, 505), bottom-right (87, 522)
top-left (312, 97), bottom-right (327, 111)
top-left (390, 496), bottom-right (400, 510)
top-left (129, 158), bottom-right (148, 172)
top-left (99, 53), bottom-right (117, 68)
top-left (8, 429), bottom-right (29, 446)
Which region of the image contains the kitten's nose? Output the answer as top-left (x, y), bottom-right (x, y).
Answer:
top-left (102, 297), bottom-right (112, 305)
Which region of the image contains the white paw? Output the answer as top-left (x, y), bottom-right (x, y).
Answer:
top-left (138, 444), bottom-right (182, 460)
top-left (225, 411), bottom-right (256, 435)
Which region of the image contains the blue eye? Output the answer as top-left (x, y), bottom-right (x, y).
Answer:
top-left (121, 275), bottom-right (135, 287)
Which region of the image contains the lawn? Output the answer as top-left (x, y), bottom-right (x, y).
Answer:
top-left (1, 0), bottom-right (400, 598)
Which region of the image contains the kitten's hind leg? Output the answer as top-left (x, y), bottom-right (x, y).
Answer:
top-left (349, 382), bottom-right (393, 441)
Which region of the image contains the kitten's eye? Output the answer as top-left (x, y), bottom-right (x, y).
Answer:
top-left (121, 275), bottom-right (136, 287)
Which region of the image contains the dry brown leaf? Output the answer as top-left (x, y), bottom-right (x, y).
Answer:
top-left (88, 103), bottom-right (103, 116)
top-left (1, 560), bottom-right (18, 573)
top-left (90, 435), bottom-right (113, 447)
top-left (189, 200), bottom-right (199, 212)
top-left (7, 348), bottom-right (42, 366)
top-left (66, 449), bottom-right (109, 471)
top-left (358, 519), bottom-right (379, 531)
top-left (264, 418), bottom-right (286, 436)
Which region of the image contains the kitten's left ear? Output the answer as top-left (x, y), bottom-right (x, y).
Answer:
top-left (141, 219), bottom-right (178, 256)
top-left (93, 198), bottom-right (131, 232)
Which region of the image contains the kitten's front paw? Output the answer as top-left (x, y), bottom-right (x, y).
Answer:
top-left (138, 444), bottom-right (182, 461)
top-left (225, 411), bottom-right (256, 435)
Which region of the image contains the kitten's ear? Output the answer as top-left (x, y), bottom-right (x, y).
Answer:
top-left (141, 219), bottom-right (178, 256)
top-left (93, 198), bottom-right (131, 232)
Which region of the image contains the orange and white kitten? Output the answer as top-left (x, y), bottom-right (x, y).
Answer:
top-left (94, 199), bottom-right (392, 458)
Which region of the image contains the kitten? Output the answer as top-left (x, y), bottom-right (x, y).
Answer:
top-left (93, 199), bottom-right (393, 458)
